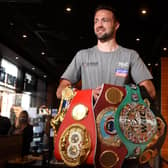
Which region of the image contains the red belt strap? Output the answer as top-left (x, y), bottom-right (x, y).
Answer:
top-left (94, 84), bottom-right (128, 168)
top-left (54, 89), bottom-right (96, 166)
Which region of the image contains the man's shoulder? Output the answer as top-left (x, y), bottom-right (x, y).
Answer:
top-left (77, 46), bottom-right (96, 55)
top-left (119, 45), bottom-right (138, 54)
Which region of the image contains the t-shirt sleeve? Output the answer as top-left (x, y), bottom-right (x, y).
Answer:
top-left (130, 51), bottom-right (153, 84)
top-left (61, 51), bottom-right (82, 84)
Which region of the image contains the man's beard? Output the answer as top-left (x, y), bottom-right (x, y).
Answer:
top-left (95, 27), bottom-right (115, 42)
top-left (97, 33), bottom-right (113, 41)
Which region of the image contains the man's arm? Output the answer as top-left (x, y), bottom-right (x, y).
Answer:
top-left (139, 79), bottom-right (156, 99)
top-left (56, 79), bottom-right (72, 99)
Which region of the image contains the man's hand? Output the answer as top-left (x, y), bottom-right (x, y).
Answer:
top-left (56, 79), bottom-right (72, 99)
top-left (92, 86), bottom-right (102, 101)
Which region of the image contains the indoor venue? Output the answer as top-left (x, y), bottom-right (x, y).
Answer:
top-left (0, 0), bottom-right (167, 168)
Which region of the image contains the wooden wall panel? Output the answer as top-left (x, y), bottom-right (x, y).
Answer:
top-left (161, 57), bottom-right (168, 161)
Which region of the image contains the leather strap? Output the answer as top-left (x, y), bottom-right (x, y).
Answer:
top-left (54, 90), bottom-right (96, 167)
top-left (94, 84), bottom-right (128, 168)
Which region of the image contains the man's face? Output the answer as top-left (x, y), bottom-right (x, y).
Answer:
top-left (94, 9), bottom-right (119, 41)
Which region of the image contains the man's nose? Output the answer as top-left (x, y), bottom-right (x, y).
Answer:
top-left (96, 20), bottom-right (103, 26)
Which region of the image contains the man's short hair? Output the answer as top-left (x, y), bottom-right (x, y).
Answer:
top-left (94, 3), bottom-right (120, 22)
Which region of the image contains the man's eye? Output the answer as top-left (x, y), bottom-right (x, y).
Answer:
top-left (94, 20), bottom-right (98, 24)
top-left (102, 18), bottom-right (109, 22)
top-left (94, 18), bottom-right (110, 24)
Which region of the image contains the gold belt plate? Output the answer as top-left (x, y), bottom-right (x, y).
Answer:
top-left (59, 124), bottom-right (91, 167)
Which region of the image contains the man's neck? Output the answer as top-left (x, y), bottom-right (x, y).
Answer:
top-left (97, 39), bottom-right (118, 52)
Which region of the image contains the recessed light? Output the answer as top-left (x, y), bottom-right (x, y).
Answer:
top-left (22, 34), bottom-right (28, 38)
top-left (163, 47), bottom-right (167, 51)
top-left (66, 7), bottom-right (72, 12)
top-left (9, 22), bottom-right (14, 26)
top-left (141, 9), bottom-right (147, 15)
top-left (41, 51), bottom-right (45, 55)
top-left (136, 38), bottom-right (140, 41)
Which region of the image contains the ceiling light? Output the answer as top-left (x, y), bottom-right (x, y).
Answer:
top-left (43, 75), bottom-right (47, 78)
top-left (141, 9), bottom-right (147, 15)
top-left (41, 51), bottom-right (45, 55)
top-left (163, 47), bottom-right (167, 51)
top-left (136, 38), bottom-right (140, 41)
top-left (32, 67), bottom-right (35, 70)
top-left (147, 63), bottom-right (151, 66)
top-left (66, 7), bottom-right (71, 12)
top-left (22, 34), bottom-right (28, 38)
top-left (15, 56), bottom-right (19, 60)
top-left (9, 22), bottom-right (14, 26)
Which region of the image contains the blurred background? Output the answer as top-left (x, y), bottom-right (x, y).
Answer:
top-left (0, 0), bottom-right (167, 168)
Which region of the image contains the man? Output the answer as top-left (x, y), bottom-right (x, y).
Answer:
top-left (56, 4), bottom-right (156, 101)
top-left (56, 4), bottom-right (156, 167)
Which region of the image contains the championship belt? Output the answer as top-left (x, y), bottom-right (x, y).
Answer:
top-left (94, 84), bottom-right (128, 168)
top-left (51, 87), bottom-right (76, 135)
top-left (138, 115), bottom-right (166, 165)
top-left (54, 89), bottom-right (96, 167)
top-left (138, 87), bottom-right (167, 165)
top-left (115, 84), bottom-right (158, 159)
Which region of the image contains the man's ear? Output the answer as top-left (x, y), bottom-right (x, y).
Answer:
top-left (115, 22), bottom-right (120, 30)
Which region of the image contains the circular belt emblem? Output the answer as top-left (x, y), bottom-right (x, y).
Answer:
top-left (72, 104), bottom-right (88, 120)
top-left (105, 87), bottom-right (124, 104)
top-left (59, 124), bottom-right (91, 167)
top-left (67, 144), bottom-right (80, 159)
top-left (96, 107), bottom-right (121, 147)
top-left (143, 98), bottom-right (150, 107)
top-left (139, 149), bottom-right (156, 164)
top-left (68, 131), bottom-right (82, 144)
top-left (156, 117), bottom-right (165, 137)
top-left (147, 117), bottom-right (166, 148)
top-left (99, 150), bottom-right (119, 168)
top-left (119, 103), bottom-right (157, 143)
top-left (62, 87), bottom-right (75, 100)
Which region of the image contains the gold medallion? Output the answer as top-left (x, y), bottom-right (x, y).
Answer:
top-left (62, 87), bottom-right (75, 100)
top-left (105, 87), bottom-right (123, 104)
top-left (59, 124), bottom-right (91, 167)
top-left (99, 150), bottom-right (119, 168)
top-left (144, 98), bottom-right (150, 107)
top-left (96, 107), bottom-right (121, 147)
top-left (72, 104), bottom-right (88, 120)
top-left (139, 149), bottom-right (154, 164)
top-left (156, 117), bottom-right (165, 137)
